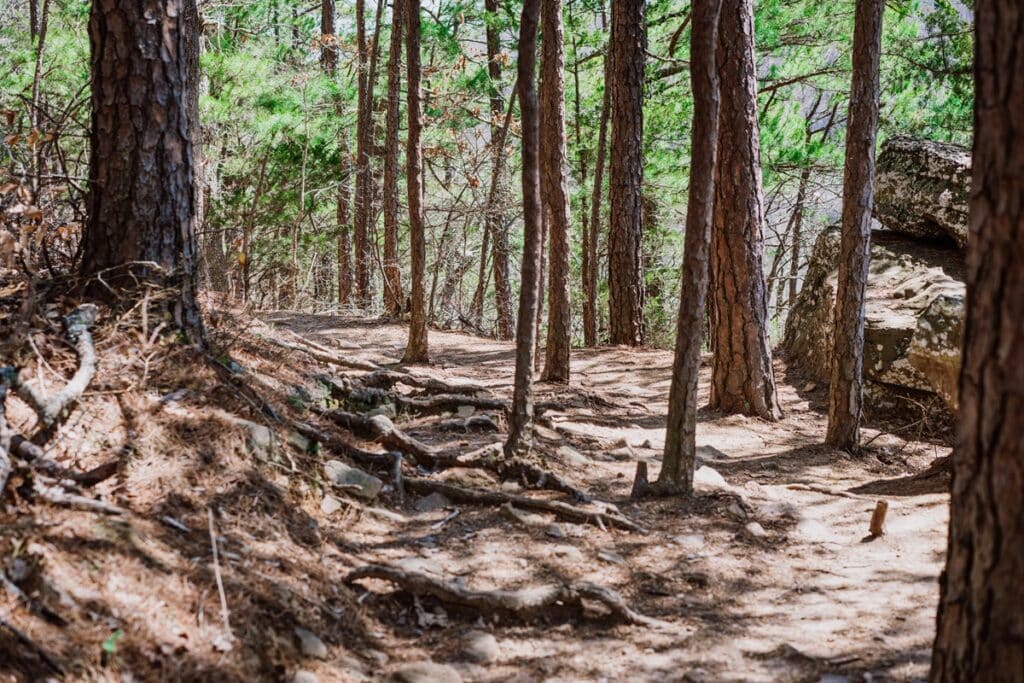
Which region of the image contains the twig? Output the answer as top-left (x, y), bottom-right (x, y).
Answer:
top-left (207, 508), bottom-right (233, 639)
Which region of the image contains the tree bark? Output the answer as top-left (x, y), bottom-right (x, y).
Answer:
top-left (607, 0), bottom-right (646, 347)
top-left (586, 72), bottom-right (611, 347)
top-left (504, 0), bottom-right (542, 457)
top-left (354, 0), bottom-right (374, 306)
top-left (321, 0), bottom-right (338, 73)
top-left (708, 0), bottom-right (780, 420)
top-left (540, 0), bottom-right (572, 383)
top-left (657, 0), bottom-right (721, 493)
top-left (402, 0), bottom-right (428, 362)
top-left (382, 0), bottom-right (405, 316)
top-left (826, 0), bottom-right (884, 451)
top-left (931, 2), bottom-right (1024, 680)
top-left (82, 0), bottom-right (203, 343)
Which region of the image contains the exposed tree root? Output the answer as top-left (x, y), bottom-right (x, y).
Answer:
top-left (458, 442), bottom-right (592, 502)
top-left (404, 477), bottom-right (643, 532)
top-left (345, 563), bottom-right (664, 626)
top-left (319, 409), bottom-right (445, 466)
top-left (262, 335), bottom-right (384, 372)
top-left (359, 369), bottom-right (488, 395)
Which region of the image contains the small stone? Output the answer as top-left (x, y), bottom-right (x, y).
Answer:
top-left (456, 405), bottom-right (476, 418)
top-left (744, 522), bottom-right (768, 539)
top-left (641, 439), bottom-right (653, 449)
top-left (675, 533), bottom-right (705, 550)
top-left (294, 628), bottom-right (328, 660)
top-left (545, 523), bottom-right (567, 539)
top-left (597, 549), bottom-right (626, 565)
top-left (803, 382), bottom-right (818, 393)
top-left (609, 446), bottom-right (634, 460)
top-left (287, 430), bottom-right (313, 452)
top-left (320, 495), bottom-right (343, 515)
top-left (551, 545), bottom-right (585, 561)
top-left (324, 460), bottom-right (383, 500)
top-left (695, 445), bottom-right (729, 465)
top-left (414, 492), bottom-right (451, 513)
top-left (693, 466), bottom-right (728, 491)
top-left (727, 502), bottom-right (747, 519)
top-left (464, 630), bottom-right (501, 663)
top-left (367, 403), bottom-right (398, 419)
top-left (293, 671), bottom-right (318, 683)
top-left (557, 445), bottom-right (590, 465)
top-left (613, 437), bottom-right (629, 448)
top-left (390, 661), bottom-right (463, 683)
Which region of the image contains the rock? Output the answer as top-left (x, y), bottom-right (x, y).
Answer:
top-left (456, 405), bottom-right (476, 418)
top-left (695, 445), bottom-right (729, 466)
top-left (557, 445), bottom-right (590, 466)
top-left (597, 549), bottom-right (626, 565)
top-left (783, 226), bottom-right (964, 419)
top-left (908, 293), bottom-right (964, 410)
top-left (802, 382), bottom-right (817, 393)
top-left (293, 628), bottom-right (328, 660)
top-left (292, 671), bottom-right (318, 683)
top-left (545, 523), bottom-right (567, 539)
top-left (693, 466), bottom-right (728, 491)
top-left (324, 460), bottom-right (384, 500)
top-left (414, 492), bottom-right (451, 513)
top-left (367, 403), bottom-right (398, 419)
top-left (320, 494), bottom-right (343, 515)
top-left (218, 412), bottom-right (276, 459)
top-left (726, 502), bottom-right (747, 519)
top-left (389, 662), bottom-right (463, 683)
top-left (439, 468), bottom-right (498, 489)
top-left (463, 630), bottom-right (501, 663)
top-left (551, 545), bottom-right (585, 561)
top-left (874, 135), bottom-right (971, 249)
top-left (674, 533), bottom-right (705, 550)
top-left (743, 522), bottom-right (768, 539)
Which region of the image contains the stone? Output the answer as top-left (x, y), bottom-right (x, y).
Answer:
top-left (292, 671), bottom-right (318, 683)
top-left (695, 445), bottom-right (729, 466)
top-left (293, 628), bottom-right (328, 660)
top-left (693, 466), bottom-right (728, 491)
top-left (218, 412), bottom-right (276, 459)
top-left (414, 492), bottom-right (451, 513)
top-left (874, 135), bottom-right (970, 249)
top-left (367, 403), bottom-right (398, 419)
top-left (743, 522), bottom-right (768, 539)
top-left (597, 549), bottom-right (626, 565)
top-left (675, 533), bottom-right (705, 550)
top-left (463, 630), bottom-right (501, 663)
top-left (908, 293), bottom-right (964, 410)
top-left (287, 430), bottom-right (313, 453)
top-left (726, 502), bottom-right (747, 519)
top-left (389, 661), bottom-right (463, 683)
top-left (557, 445), bottom-right (590, 466)
top-left (802, 382), bottom-right (818, 393)
top-left (545, 523), bottom-right (567, 539)
top-left (439, 468), bottom-right (498, 489)
top-left (456, 405), bottom-right (476, 418)
top-left (783, 225), bottom-right (964, 419)
top-left (320, 495), bottom-right (343, 515)
top-left (324, 460), bottom-right (383, 500)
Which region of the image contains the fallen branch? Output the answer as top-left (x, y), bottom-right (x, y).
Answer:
top-left (32, 478), bottom-right (126, 515)
top-left (404, 477), bottom-right (643, 532)
top-left (345, 564), bottom-right (664, 627)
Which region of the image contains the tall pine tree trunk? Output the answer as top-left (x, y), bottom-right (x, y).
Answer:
top-left (826, 0), bottom-right (884, 451)
top-left (708, 0), bottom-right (780, 421)
top-left (540, 0), bottom-right (572, 383)
top-left (586, 74), bottom-right (611, 347)
top-left (655, 0), bottom-right (721, 494)
top-left (931, 2), bottom-right (1024, 679)
top-left (607, 0), bottom-right (645, 347)
top-left (382, 0), bottom-right (405, 316)
top-left (504, 0), bottom-right (542, 457)
top-left (83, 0), bottom-right (203, 342)
top-left (354, 0), bottom-right (373, 306)
top-left (402, 0), bottom-right (428, 362)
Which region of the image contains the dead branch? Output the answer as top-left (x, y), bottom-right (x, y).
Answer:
top-left (31, 478), bottom-right (126, 515)
top-left (345, 563), bottom-right (664, 626)
top-left (403, 477), bottom-right (643, 532)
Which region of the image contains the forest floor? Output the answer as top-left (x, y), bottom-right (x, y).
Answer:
top-left (0, 306), bottom-right (952, 683)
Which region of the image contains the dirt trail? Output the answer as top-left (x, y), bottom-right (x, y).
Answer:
top-left (264, 313), bottom-right (950, 683)
top-left (0, 311), bottom-right (950, 683)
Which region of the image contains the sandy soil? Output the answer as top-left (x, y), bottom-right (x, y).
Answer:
top-left (0, 311), bottom-right (951, 683)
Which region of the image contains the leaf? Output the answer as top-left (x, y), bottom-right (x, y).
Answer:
top-left (4, 133), bottom-right (19, 146)
top-left (102, 629), bottom-right (123, 654)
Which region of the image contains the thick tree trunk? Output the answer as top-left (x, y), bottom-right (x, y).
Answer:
top-left (657, 0), bottom-right (721, 493)
top-left (540, 0), bottom-right (572, 383)
top-left (931, 2), bottom-right (1024, 680)
top-left (382, 0), bottom-right (405, 316)
top-left (83, 0), bottom-right (203, 342)
top-left (402, 0), bottom-right (428, 362)
top-left (607, 0), bottom-right (646, 347)
top-left (504, 0), bottom-right (542, 457)
top-left (586, 75), bottom-right (611, 347)
top-left (826, 0), bottom-right (884, 451)
top-left (321, 0), bottom-right (338, 73)
top-left (708, 0), bottom-right (780, 420)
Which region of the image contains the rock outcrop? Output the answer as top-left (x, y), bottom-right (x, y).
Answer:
top-left (874, 135), bottom-right (971, 248)
top-left (783, 135), bottom-right (970, 418)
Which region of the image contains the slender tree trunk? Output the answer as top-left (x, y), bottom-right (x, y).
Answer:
top-left (534, 212), bottom-right (547, 371)
top-left (786, 165), bottom-right (810, 309)
top-left (708, 0), bottom-right (781, 420)
top-left (931, 3), bottom-right (1024, 679)
top-left (586, 76), bottom-right (611, 347)
top-left (382, 0), bottom-right (405, 316)
top-left (656, 0), bottom-right (722, 493)
top-left (504, 0), bottom-right (542, 457)
top-left (338, 130), bottom-right (354, 305)
top-left (28, 0), bottom-right (50, 207)
top-left (541, 0), bottom-right (572, 383)
top-left (321, 0), bottom-right (338, 73)
top-left (83, 0), bottom-right (203, 343)
top-left (402, 0), bottom-right (428, 362)
top-left (354, 0), bottom-right (373, 306)
top-left (826, 0), bottom-right (884, 451)
top-left (484, 0), bottom-right (514, 340)
top-left (607, 0), bottom-right (646, 346)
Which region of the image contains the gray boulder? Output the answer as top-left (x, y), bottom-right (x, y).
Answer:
top-left (908, 293), bottom-right (965, 411)
top-left (874, 135), bottom-right (971, 249)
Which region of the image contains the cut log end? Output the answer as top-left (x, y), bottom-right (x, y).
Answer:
top-left (869, 500), bottom-right (888, 537)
